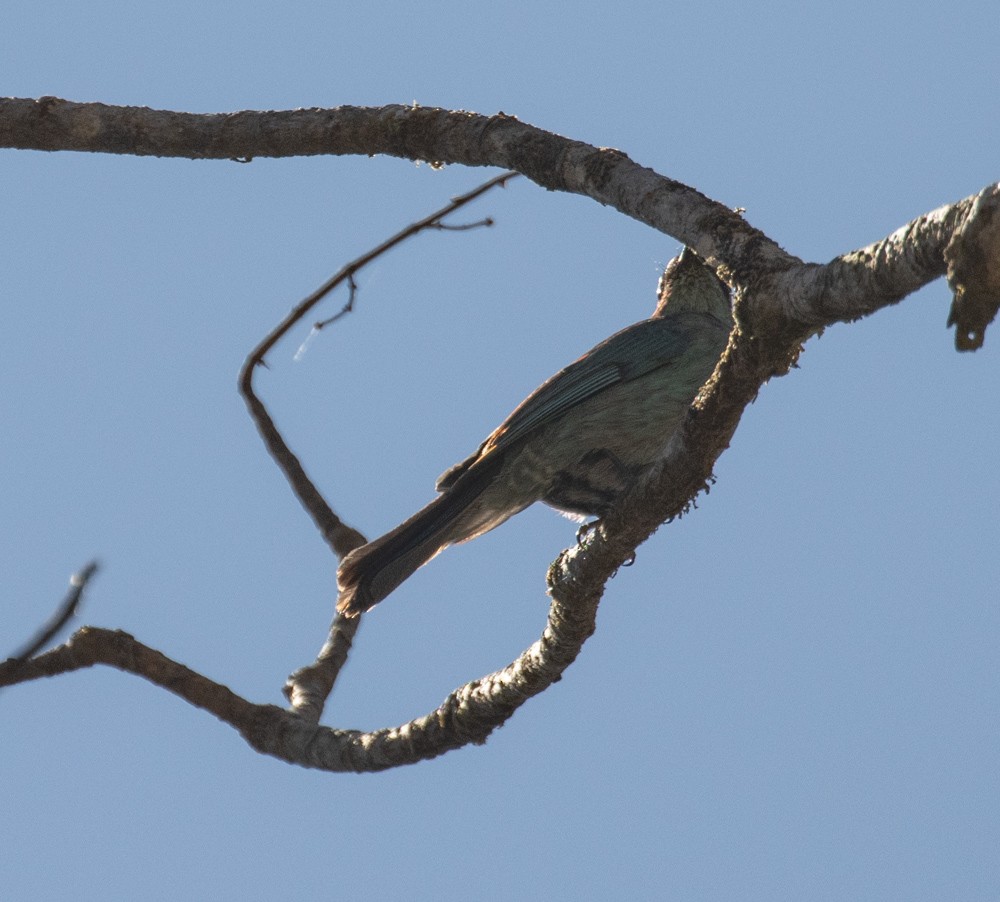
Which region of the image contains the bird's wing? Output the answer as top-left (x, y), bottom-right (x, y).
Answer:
top-left (479, 317), bottom-right (693, 456)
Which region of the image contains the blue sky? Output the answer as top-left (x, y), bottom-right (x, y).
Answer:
top-left (3, 3), bottom-right (998, 900)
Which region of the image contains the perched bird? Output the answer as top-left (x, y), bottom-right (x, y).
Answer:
top-left (337, 247), bottom-right (732, 616)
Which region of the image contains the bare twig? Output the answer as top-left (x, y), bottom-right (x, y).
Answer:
top-left (6, 561), bottom-right (99, 663)
top-left (431, 216), bottom-right (495, 232)
top-left (237, 170), bottom-right (518, 558)
top-left (238, 171), bottom-right (519, 720)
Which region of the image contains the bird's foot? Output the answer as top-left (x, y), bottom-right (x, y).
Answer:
top-left (576, 519), bottom-right (601, 545)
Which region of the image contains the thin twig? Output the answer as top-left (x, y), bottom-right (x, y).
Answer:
top-left (238, 171), bottom-right (519, 721)
top-left (241, 171), bottom-right (518, 373)
top-left (431, 216), bottom-right (495, 232)
top-left (237, 170), bottom-right (518, 558)
top-left (7, 561), bottom-right (99, 663)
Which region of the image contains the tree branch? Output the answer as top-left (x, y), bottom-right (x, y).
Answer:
top-left (0, 96), bottom-right (790, 285)
top-left (0, 568), bottom-right (600, 771)
top-left (3, 97), bottom-right (993, 346)
top-left (5, 561), bottom-right (99, 665)
top-left (4, 96), bottom-right (997, 772)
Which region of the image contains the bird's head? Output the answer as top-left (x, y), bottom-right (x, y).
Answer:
top-left (654, 247), bottom-right (732, 321)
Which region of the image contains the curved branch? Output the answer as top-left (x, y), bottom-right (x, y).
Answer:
top-left (4, 97), bottom-right (993, 346)
top-left (0, 96), bottom-right (789, 284)
top-left (0, 566), bottom-right (601, 771)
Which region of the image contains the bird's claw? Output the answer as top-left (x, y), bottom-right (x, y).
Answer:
top-left (576, 520), bottom-right (600, 545)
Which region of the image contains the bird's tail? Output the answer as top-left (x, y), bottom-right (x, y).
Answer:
top-left (336, 463), bottom-right (498, 617)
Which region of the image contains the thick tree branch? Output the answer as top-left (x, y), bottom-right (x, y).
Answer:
top-left (753, 188), bottom-right (999, 342)
top-left (3, 97), bottom-right (993, 346)
top-left (0, 96), bottom-right (790, 285)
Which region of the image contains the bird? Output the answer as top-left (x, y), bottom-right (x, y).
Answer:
top-left (336, 247), bottom-right (732, 616)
